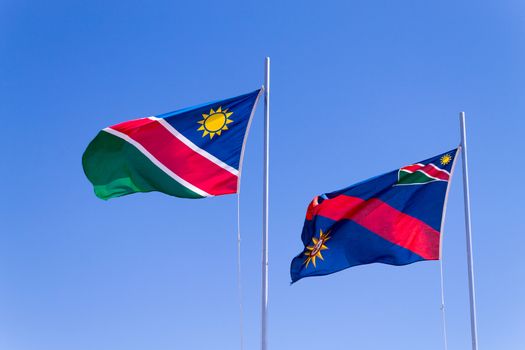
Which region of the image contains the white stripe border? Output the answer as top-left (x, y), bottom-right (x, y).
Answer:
top-left (103, 127), bottom-right (212, 198)
top-left (149, 117), bottom-right (239, 176)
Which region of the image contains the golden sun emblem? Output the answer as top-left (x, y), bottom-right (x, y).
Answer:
top-left (440, 154), bottom-right (452, 166)
top-left (197, 107), bottom-right (233, 139)
top-left (304, 229), bottom-right (331, 268)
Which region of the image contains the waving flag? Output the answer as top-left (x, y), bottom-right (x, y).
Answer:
top-left (290, 149), bottom-right (459, 283)
top-left (83, 89), bottom-right (262, 200)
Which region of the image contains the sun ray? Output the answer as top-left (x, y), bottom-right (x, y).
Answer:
top-left (440, 154), bottom-right (452, 166)
top-left (197, 106), bottom-right (234, 139)
top-left (305, 258), bottom-right (311, 268)
top-left (303, 230), bottom-right (331, 268)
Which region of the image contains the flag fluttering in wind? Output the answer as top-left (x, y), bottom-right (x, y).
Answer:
top-left (82, 90), bottom-right (262, 200)
top-left (290, 149), bottom-right (459, 283)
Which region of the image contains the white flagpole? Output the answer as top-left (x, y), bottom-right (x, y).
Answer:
top-left (261, 57), bottom-right (270, 350)
top-left (459, 112), bottom-right (479, 350)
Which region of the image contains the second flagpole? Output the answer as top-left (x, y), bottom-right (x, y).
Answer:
top-left (459, 112), bottom-right (479, 350)
top-left (261, 57), bottom-right (270, 350)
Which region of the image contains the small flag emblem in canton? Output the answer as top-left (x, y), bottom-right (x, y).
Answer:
top-left (397, 153), bottom-right (453, 185)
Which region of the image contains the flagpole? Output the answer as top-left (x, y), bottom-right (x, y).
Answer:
top-left (261, 57), bottom-right (270, 350)
top-left (459, 112), bottom-right (479, 350)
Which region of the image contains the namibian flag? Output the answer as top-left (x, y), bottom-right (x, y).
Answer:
top-left (290, 149), bottom-right (459, 283)
top-left (82, 90), bottom-right (262, 200)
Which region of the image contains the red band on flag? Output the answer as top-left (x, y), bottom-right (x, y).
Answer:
top-left (401, 163), bottom-right (449, 181)
top-left (400, 164), bottom-right (426, 173)
top-left (110, 118), bottom-right (238, 195)
top-left (309, 195), bottom-right (440, 259)
top-left (420, 164), bottom-right (449, 181)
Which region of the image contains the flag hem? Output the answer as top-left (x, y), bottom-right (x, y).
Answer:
top-left (438, 146), bottom-right (461, 259)
top-left (237, 87), bottom-right (264, 193)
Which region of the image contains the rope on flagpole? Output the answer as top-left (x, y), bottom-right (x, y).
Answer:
top-left (437, 146), bottom-right (461, 350)
top-left (236, 192), bottom-right (245, 350)
top-left (439, 258), bottom-right (449, 350)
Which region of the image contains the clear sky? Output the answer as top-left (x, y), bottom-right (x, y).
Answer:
top-left (1, 0), bottom-right (524, 349)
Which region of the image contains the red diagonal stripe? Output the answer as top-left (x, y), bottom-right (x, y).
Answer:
top-left (309, 195), bottom-right (440, 259)
top-left (421, 164), bottom-right (449, 181)
top-left (110, 118), bottom-right (238, 195)
top-left (401, 163), bottom-right (425, 173)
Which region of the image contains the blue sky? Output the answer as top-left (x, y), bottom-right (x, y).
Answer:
top-left (1, 0), bottom-right (524, 349)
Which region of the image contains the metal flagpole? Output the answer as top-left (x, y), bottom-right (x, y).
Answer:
top-left (261, 57), bottom-right (270, 350)
top-left (459, 112), bottom-right (479, 350)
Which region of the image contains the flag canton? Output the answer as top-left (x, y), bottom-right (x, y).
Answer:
top-left (397, 150), bottom-right (456, 185)
top-left (157, 90), bottom-right (261, 170)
